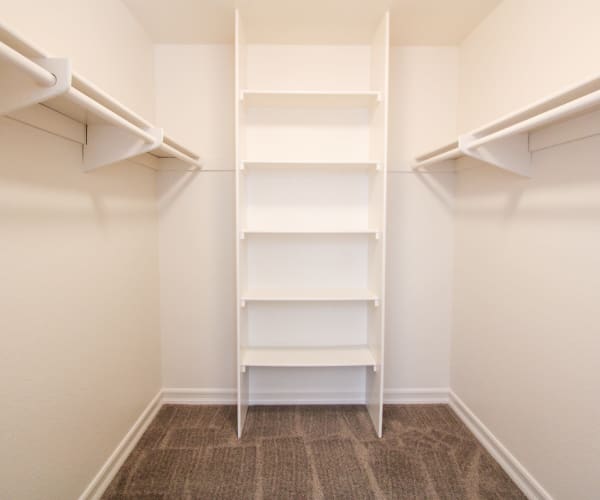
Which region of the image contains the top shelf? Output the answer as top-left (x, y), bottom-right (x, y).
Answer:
top-left (413, 73), bottom-right (600, 177)
top-left (240, 90), bottom-right (382, 108)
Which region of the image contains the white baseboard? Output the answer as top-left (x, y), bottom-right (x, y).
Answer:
top-left (162, 387), bottom-right (449, 405)
top-left (384, 387), bottom-right (449, 404)
top-left (449, 391), bottom-right (552, 500)
top-left (78, 390), bottom-right (163, 500)
top-left (162, 387), bottom-right (236, 404)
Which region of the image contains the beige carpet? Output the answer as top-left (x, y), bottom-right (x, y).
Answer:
top-left (103, 404), bottom-right (525, 499)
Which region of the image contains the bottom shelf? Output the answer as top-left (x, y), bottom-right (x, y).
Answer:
top-left (241, 346), bottom-right (375, 368)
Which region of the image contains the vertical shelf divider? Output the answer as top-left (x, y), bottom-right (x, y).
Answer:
top-left (365, 11), bottom-right (390, 438)
top-left (235, 9), bottom-right (249, 438)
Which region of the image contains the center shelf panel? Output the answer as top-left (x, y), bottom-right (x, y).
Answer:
top-left (240, 90), bottom-right (381, 108)
top-left (242, 167), bottom-right (376, 230)
top-left (241, 160), bottom-right (380, 170)
top-left (245, 301), bottom-right (369, 347)
top-left (241, 288), bottom-right (378, 302)
top-left (241, 346), bottom-right (376, 368)
top-left (243, 106), bottom-right (372, 162)
top-left (244, 237), bottom-right (370, 290)
top-left (242, 228), bottom-right (380, 236)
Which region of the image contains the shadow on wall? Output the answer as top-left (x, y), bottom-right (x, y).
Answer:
top-left (454, 135), bottom-right (600, 221)
top-left (0, 118), bottom-right (158, 230)
top-left (155, 169), bottom-right (200, 215)
top-left (412, 170), bottom-right (456, 213)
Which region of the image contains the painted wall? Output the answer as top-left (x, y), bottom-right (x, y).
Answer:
top-left (155, 44), bottom-right (457, 399)
top-left (458, 0), bottom-right (600, 133)
top-left (0, 2), bottom-right (160, 498)
top-left (0, 0), bottom-right (156, 121)
top-left (454, 1), bottom-right (600, 498)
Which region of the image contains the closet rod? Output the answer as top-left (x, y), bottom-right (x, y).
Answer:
top-left (0, 40), bottom-right (56, 87)
top-left (67, 88), bottom-right (156, 144)
top-left (414, 147), bottom-right (461, 169)
top-left (72, 73), bottom-right (153, 130)
top-left (466, 88), bottom-right (600, 150)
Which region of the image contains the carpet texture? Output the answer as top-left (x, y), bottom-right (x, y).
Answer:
top-left (103, 404), bottom-right (525, 499)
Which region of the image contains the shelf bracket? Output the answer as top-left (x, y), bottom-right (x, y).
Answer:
top-left (375, 232), bottom-right (381, 240)
top-left (0, 57), bottom-right (71, 115)
top-left (372, 365), bottom-right (377, 373)
top-left (82, 126), bottom-right (163, 172)
top-left (459, 133), bottom-right (532, 178)
top-left (240, 299), bottom-right (246, 308)
top-left (374, 299), bottom-right (380, 308)
top-left (239, 231), bottom-right (245, 240)
top-left (241, 365), bottom-right (246, 373)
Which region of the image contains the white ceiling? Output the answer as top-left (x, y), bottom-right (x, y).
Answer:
top-left (122, 0), bottom-right (501, 45)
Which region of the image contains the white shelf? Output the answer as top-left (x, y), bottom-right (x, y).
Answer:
top-left (241, 346), bottom-right (376, 368)
top-left (0, 24), bottom-right (202, 171)
top-left (240, 90), bottom-right (381, 108)
top-left (241, 288), bottom-right (379, 303)
top-left (413, 72), bottom-right (600, 177)
top-left (241, 228), bottom-right (380, 237)
top-left (241, 160), bottom-right (380, 170)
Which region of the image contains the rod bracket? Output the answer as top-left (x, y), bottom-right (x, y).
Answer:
top-left (83, 126), bottom-right (163, 172)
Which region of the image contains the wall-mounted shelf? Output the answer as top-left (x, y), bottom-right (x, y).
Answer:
top-left (241, 160), bottom-right (380, 170)
top-left (241, 288), bottom-right (379, 304)
top-left (240, 90), bottom-right (381, 108)
top-left (413, 73), bottom-right (600, 177)
top-left (0, 23), bottom-right (202, 171)
top-left (241, 228), bottom-right (380, 237)
top-left (241, 346), bottom-right (376, 369)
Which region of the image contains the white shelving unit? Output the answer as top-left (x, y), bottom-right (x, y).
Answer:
top-left (0, 22), bottom-right (202, 171)
top-left (413, 72), bottom-right (600, 176)
top-left (235, 10), bottom-right (389, 438)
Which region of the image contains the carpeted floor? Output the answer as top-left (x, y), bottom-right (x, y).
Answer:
top-left (103, 404), bottom-right (525, 499)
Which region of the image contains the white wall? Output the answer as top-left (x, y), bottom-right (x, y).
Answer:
top-left (155, 45), bottom-right (236, 394)
top-left (0, 2), bottom-right (160, 498)
top-left (386, 47), bottom-right (457, 393)
top-left (458, 0), bottom-right (600, 132)
top-left (0, 0), bottom-right (156, 121)
top-left (156, 44), bottom-right (457, 398)
top-left (454, 1), bottom-right (600, 498)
